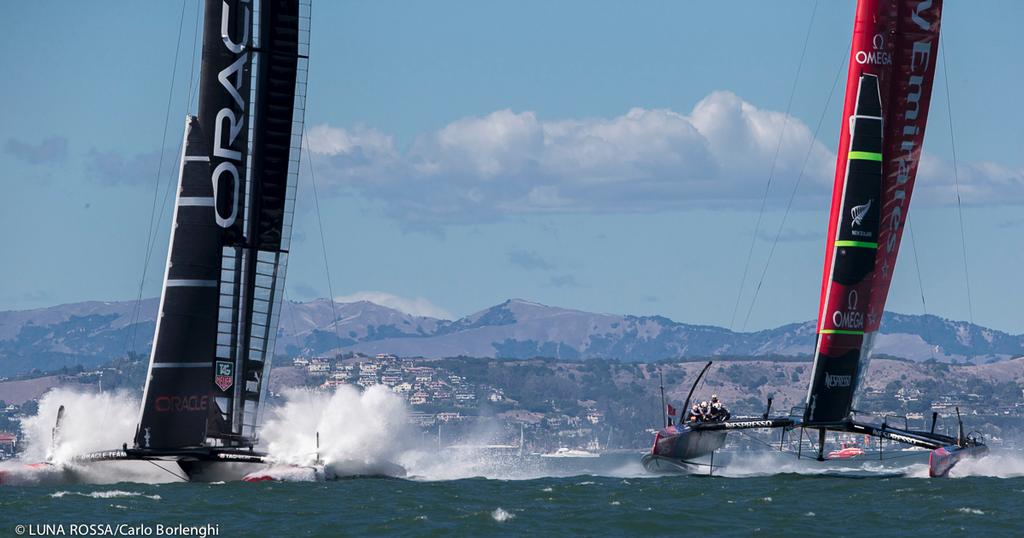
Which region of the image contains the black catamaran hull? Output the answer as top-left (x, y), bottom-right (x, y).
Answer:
top-left (642, 425), bottom-right (727, 473)
top-left (929, 444), bottom-right (988, 478)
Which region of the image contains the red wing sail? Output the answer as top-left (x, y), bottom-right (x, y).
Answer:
top-left (804, 0), bottom-right (943, 424)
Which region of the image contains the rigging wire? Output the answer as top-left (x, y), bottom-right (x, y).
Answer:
top-left (302, 130), bottom-right (345, 355)
top-left (906, 219), bottom-right (935, 361)
top-left (740, 46), bottom-right (846, 332)
top-left (940, 37), bottom-right (974, 324)
top-left (282, 289), bottom-right (303, 355)
top-left (124, 1), bottom-right (190, 356)
top-left (187, 0), bottom-right (202, 106)
top-left (728, 0), bottom-right (819, 331)
top-left (906, 220), bottom-right (929, 317)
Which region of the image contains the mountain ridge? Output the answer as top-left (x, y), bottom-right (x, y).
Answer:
top-left (0, 297), bottom-right (1020, 377)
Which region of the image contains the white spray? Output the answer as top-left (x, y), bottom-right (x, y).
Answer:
top-left (1, 388), bottom-right (175, 485)
top-left (18, 388), bottom-right (138, 464)
top-left (259, 385), bottom-right (410, 471)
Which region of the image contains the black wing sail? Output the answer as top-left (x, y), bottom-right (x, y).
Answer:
top-left (803, 74), bottom-right (883, 424)
top-left (136, 0), bottom-right (307, 450)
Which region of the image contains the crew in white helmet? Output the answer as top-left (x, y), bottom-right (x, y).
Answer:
top-left (711, 398), bottom-right (730, 422)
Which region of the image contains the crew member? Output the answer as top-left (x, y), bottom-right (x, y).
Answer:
top-left (712, 401), bottom-right (731, 421)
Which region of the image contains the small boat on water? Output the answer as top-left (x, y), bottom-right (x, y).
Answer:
top-left (827, 446), bottom-right (865, 460)
top-left (541, 448), bottom-right (600, 459)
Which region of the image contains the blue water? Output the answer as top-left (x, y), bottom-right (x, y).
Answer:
top-left (2, 459), bottom-right (1022, 537)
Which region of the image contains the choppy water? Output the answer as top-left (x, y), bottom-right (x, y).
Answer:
top-left (2, 452), bottom-right (1023, 537)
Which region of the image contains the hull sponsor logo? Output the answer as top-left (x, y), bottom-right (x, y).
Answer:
top-left (881, 431), bottom-right (920, 446)
top-left (154, 395), bottom-right (209, 413)
top-left (724, 420), bottom-right (775, 429)
top-left (825, 373), bottom-right (852, 389)
top-left (215, 360), bottom-right (234, 392)
top-left (86, 450), bottom-right (129, 460)
top-left (217, 453), bottom-right (265, 462)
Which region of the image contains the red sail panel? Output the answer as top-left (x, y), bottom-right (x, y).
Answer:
top-left (805, 0), bottom-right (942, 424)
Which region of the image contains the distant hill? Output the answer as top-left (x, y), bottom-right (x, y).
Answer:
top-left (1, 298), bottom-right (1021, 377)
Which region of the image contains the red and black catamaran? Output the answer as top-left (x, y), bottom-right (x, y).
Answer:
top-left (644, 0), bottom-right (987, 478)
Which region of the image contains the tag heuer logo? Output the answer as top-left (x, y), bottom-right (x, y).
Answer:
top-left (215, 361), bottom-right (234, 392)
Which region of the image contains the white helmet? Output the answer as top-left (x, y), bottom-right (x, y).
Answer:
top-left (711, 394), bottom-right (719, 402)
top-left (700, 401), bottom-right (709, 408)
top-left (713, 402), bottom-right (722, 410)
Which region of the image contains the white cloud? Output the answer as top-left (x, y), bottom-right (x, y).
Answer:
top-left (915, 154), bottom-right (1024, 206)
top-left (305, 91), bottom-right (1020, 225)
top-left (334, 291), bottom-right (453, 320)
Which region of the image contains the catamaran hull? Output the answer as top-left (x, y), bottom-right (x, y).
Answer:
top-left (0, 463), bottom-right (76, 486)
top-left (242, 460), bottom-right (407, 482)
top-left (641, 454), bottom-right (701, 474)
top-left (928, 444), bottom-right (989, 478)
top-left (643, 426), bottom-right (727, 473)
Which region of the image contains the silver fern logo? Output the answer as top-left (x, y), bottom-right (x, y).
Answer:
top-left (850, 199), bottom-right (873, 227)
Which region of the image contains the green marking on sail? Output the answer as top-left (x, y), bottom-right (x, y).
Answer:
top-left (819, 329), bottom-right (865, 336)
top-left (834, 240), bottom-right (877, 249)
top-left (848, 151), bottom-right (882, 161)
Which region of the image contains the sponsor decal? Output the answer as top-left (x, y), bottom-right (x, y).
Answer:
top-left (211, 0), bottom-right (252, 229)
top-left (881, 431), bottom-right (921, 446)
top-left (144, 427), bottom-right (151, 448)
top-left (880, 0), bottom-right (937, 280)
top-left (855, 33), bottom-right (892, 65)
top-left (832, 290), bottom-right (864, 330)
top-left (215, 360), bottom-right (234, 392)
top-left (217, 453), bottom-right (266, 462)
top-left (80, 450), bottom-right (129, 461)
top-left (825, 373), bottom-right (852, 389)
top-left (850, 199), bottom-right (872, 227)
top-left (154, 395), bottom-right (209, 413)
top-left (724, 420), bottom-right (776, 429)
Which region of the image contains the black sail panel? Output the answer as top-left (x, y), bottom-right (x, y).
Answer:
top-left (199, 0), bottom-right (252, 243)
top-left (135, 118), bottom-right (219, 449)
top-left (250, 0), bottom-right (301, 252)
top-left (803, 74), bottom-right (883, 424)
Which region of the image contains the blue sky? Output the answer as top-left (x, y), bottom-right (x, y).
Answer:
top-left (1, 1), bottom-right (1022, 332)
